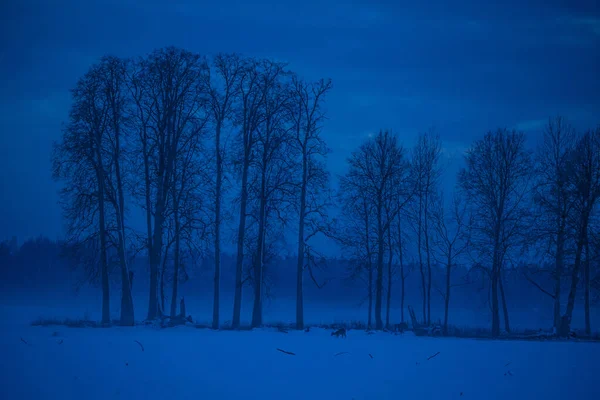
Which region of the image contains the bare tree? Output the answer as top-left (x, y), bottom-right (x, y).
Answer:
top-left (337, 189), bottom-right (376, 327)
top-left (125, 58), bottom-right (156, 310)
top-left (207, 53), bottom-right (243, 329)
top-left (384, 156), bottom-right (414, 328)
top-left (249, 61), bottom-right (293, 327)
top-left (133, 47), bottom-right (209, 320)
top-left (52, 62), bottom-right (112, 324)
top-left (340, 130), bottom-right (408, 330)
top-left (530, 116), bottom-right (577, 330)
top-left (561, 127), bottom-right (600, 335)
top-left (409, 130), bottom-right (441, 325)
top-left (168, 125), bottom-right (210, 319)
top-left (431, 193), bottom-right (471, 334)
top-left (231, 58), bottom-right (271, 329)
top-left (393, 211), bottom-right (411, 323)
top-left (98, 55), bottom-right (137, 326)
top-left (288, 76), bottom-right (333, 329)
top-left (459, 128), bottom-right (533, 336)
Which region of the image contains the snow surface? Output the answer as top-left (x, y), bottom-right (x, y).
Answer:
top-left (1, 304), bottom-right (598, 400)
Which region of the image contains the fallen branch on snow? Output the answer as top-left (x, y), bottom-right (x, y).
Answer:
top-left (20, 337), bottom-right (29, 345)
top-left (276, 348), bottom-right (296, 356)
top-left (427, 351), bottom-right (440, 360)
top-left (334, 352), bottom-right (349, 356)
top-left (134, 340), bottom-right (145, 352)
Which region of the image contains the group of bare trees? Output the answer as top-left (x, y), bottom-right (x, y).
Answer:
top-left (52, 46), bottom-right (599, 337)
top-left (339, 120), bottom-right (600, 337)
top-left (53, 47), bottom-right (332, 329)
top-left (529, 118), bottom-right (600, 336)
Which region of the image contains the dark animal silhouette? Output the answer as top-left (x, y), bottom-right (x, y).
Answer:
top-left (331, 328), bottom-right (346, 338)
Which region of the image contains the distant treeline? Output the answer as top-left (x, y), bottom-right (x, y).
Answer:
top-left (1, 235), bottom-right (593, 318)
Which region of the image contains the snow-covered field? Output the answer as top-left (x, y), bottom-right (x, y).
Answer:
top-left (1, 303), bottom-right (598, 400)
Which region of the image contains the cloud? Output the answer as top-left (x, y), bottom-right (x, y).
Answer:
top-left (515, 119), bottom-right (547, 132)
top-left (564, 16), bottom-right (600, 36)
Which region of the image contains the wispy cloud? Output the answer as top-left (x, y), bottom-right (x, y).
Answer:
top-left (515, 119), bottom-right (547, 132)
top-left (564, 16), bottom-right (600, 37)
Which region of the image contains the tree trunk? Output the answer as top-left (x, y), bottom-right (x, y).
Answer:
top-left (295, 134), bottom-right (309, 330)
top-left (232, 145), bottom-right (250, 329)
top-left (385, 226), bottom-right (393, 329)
top-left (368, 264), bottom-right (373, 329)
top-left (375, 202), bottom-right (384, 330)
top-left (490, 221), bottom-right (502, 337)
top-left (562, 211), bottom-right (589, 335)
top-left (418, 195), bottom-right (426, 325)
top-left (295, 152), bottom-right (308, 330)
top-left (251, 156), bottom-right (268, 328)
top-left (170, 201), bottom-right (181, 319)
top-left (213, 120), bottom-right (223, 330)
top-left (97, 177), bottom-right (110, 325)
top-left (491, 267), bottom-right (500, 336)
top-left (160, 253), bottom-right (166, 314)
top-left (585, 236), bottom-right (591, 335)
top-left (424, 185), bottom-right (432, 326)
top-left (398, 215), bottom-right (405, 323)
top-left (109, 79), bottom-right (134, 326)
top-left (114, 130), bottom-right (134, 326)
top-left (141, 132), bottom-right (157, 321)
top-left (147, 196), bottom-right (165, 320)
top-left (443, 253), bottom-right (451, 335)
top-left (554, 224), bottom-right (565, 330)
top-left (362, 200), bottom-right (373, 329)
top-left (116, 225), bottom-right (134, 326)
top-left (94, 144), bottom-right (110, 325)
top-left (499, 268), bottom-right (510, 333)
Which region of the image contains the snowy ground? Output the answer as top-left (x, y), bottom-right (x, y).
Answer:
top-left (1, 304), bottom-right (598, 400)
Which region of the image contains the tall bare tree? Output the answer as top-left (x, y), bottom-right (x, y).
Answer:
top-left (530, 116), bottom-right (577, 330)
top-left (289, 76), bottom-right (333, 330)
top-left (561, 127), bottom-right (600, 335)
top-left (100, 55), bottom-right (135, 325)
top-left (249, 62), bottom-right (293, 327)
top-left (393, 210), bottom-right (411, 323)
top-left (431, 193), bottom-right (471, 334)
top-left (168, 123), bottom-right (210, 319)
top-left (337, 188), bottom-right (376, 327)
top-left (231, 58), bottom-right (271, 328)
top-left (52, 62), bottom-right (112, 324)
top-left (207, 53), bottom-right (243, 329)
top-left (459, 128), bottom-right (533, 336)
top-left (409, 130), bottom-right (441, 325)
top-left (341, 131), bottom-right (408, 330)
top-left (133, 47), bottom-right (209, 320)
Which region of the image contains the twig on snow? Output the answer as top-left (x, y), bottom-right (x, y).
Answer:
top-left (134, 340), bottom-right (145, 352)
top-left (334, 352), bottom-right (350, 356)
top-left (276, 348), bottom-right (296, 356)
top-left (20, 337), bottom-right (29, 346)
top-left (427, 351), bottom-right (440, 360)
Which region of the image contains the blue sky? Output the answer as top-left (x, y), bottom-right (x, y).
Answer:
top-left (0, 0), bottom-right (599, 243)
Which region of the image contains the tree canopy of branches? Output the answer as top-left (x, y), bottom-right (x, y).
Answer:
top-left (339, 130), bottom-right (410, 330)
top-left (459, 128), bottom-right (533, 336)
